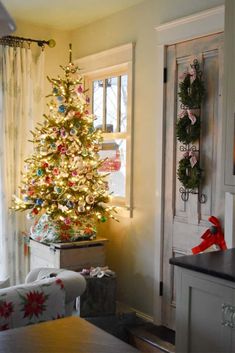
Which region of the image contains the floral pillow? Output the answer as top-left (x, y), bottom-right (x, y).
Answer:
top-left (0, 278), bottom-right (65, 331)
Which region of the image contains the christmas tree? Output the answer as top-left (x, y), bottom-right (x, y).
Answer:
top-left (13, 55), bottom-right (117, 243)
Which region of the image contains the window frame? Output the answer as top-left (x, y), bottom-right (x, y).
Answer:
top-left (75, 44), bottom-right (134, 216)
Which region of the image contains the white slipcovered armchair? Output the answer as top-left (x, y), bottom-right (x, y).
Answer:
top-left (25, 267), bottom-right (86, 316)
top-left (0, 268), bottom-right (86, 331)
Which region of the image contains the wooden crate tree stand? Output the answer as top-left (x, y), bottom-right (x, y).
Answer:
top-left (29, 238), bottom-right (108, 271)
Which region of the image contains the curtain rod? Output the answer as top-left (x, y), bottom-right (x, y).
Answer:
top-left (0, 35), bottom-right (56, 48)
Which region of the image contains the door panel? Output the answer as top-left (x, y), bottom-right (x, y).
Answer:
top-left (162, 33), bottom-right (224, 329)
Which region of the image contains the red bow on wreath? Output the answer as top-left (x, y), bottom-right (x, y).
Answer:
top-left (191, 216), bottom-right (227, 254)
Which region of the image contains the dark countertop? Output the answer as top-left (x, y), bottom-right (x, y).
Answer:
top-left (170, 248), bottom-right (235, 282)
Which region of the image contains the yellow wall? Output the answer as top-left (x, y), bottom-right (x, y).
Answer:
top-left (14, 0), bottom-right (224, 319)
top-left (70, 0), bottom-right (224, 318)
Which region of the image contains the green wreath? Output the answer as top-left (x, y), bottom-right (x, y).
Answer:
top-left (177, 157), bottom-right (201, 189)
top-left (178, 65), bottom-right (205, 108)
top-left (176, 112), bottom-right (201, 144)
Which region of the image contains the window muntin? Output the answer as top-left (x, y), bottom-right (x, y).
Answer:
top-left (92, 80), bottom-right (103, 129)
top-left (92, 74), bottom-right (128, 134)
top-left (120, 74), bottom-right (128, 132)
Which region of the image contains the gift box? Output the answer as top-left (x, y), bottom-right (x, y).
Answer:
top-left (78, 275), bottom-right (117, 317)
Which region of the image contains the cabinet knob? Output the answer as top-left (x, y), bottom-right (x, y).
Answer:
top-left (222, 304), bottom-right (235, 328)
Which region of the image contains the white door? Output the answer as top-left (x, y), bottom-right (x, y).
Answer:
top-left (162, 33), bottom-right (224, 329)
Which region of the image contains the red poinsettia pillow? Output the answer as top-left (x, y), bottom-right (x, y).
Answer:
top-left (0, 278), bottom-right (65, 331)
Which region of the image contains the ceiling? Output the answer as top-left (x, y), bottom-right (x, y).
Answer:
top-left (1, 0), bottom-right (145, 31)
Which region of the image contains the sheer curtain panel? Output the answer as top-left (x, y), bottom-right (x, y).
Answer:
top-left (0, 46), bottom-right (44, 284)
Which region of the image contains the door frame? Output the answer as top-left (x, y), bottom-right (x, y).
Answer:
top-left (153, 5), bottom-right (224, 324)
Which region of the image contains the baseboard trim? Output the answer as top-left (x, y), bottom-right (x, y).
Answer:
top-left (116, 301), bottom-right (154, 323)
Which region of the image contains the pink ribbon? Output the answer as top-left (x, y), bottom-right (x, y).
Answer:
top-left (183, 151), bottom-right (198, 168)
top-left (190, 67), bottom-right (197, 83)
top-left (178, 108), bottom-right (200, 125)
top-left (179, 70), bottom-right (189, 80)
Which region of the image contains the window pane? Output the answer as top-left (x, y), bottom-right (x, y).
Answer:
top-left (106, 77), bottom-right (117, 132)
top-left (99, 139), bottom-right (126, 198)
top-left (120, 74), bottom-right (128, 132)
top-left (93, 80), bottom-right (103, 129)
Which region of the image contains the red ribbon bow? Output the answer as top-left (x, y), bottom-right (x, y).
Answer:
top-left (191, 216), bottom-right (227, 254)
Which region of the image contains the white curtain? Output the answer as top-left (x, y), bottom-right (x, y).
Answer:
top-left (0, 45), bottom-right (45, 284)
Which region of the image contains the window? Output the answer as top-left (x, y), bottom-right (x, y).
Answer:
top-left (75, 44), bottom-right (134, 214)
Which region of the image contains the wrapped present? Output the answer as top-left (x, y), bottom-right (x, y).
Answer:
top-left (30, 214), bottom-right (96, 243)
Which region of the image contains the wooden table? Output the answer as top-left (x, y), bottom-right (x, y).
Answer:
top-left (0, 316), bottom-right (140, 353)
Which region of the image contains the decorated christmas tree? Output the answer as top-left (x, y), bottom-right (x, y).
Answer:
top-left (13, 51), bottom-right (117, 243)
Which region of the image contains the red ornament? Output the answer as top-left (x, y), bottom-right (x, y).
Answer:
top-left (28, 187), bottom-right (34, 196)
top-left (64, 217), bottom-right (71, 226)
top-left (57, 144), bottom-right (67, 154)
top-left (53, 167), bottom-right (59, 175)
top-left (76, 85), bottom-right (83, 94)
top-left (32, 208), bottom-right (39, 215)
top-left (191, 216), bottom-right (227, 254)
top-left (42, 162), bottom-right (49, 168)
top-left (45, 176), bottom-right (51, 184)
top-left (75, 112), bottom-right (82, 119)
top-left (68, 181), bottom-right (74, 187)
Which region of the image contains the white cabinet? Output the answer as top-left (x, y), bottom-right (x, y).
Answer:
top-left (175, 267), bottom-right (235, 353)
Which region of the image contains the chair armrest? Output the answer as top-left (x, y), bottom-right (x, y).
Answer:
top-left (25, 268), bottom-right (64, 283)
top-left (25, 268), bottom-right (86, 303)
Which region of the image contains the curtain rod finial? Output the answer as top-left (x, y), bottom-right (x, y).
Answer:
top-left (48, 39), bottom-right (56, 48)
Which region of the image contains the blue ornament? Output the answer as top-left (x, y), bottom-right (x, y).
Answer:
top-left (67, 201), bottom-right (74, 209)
top-left (58, 105), bottom-right (66, 113)
top-left (53, 87), bottom-right (58, 94)
top-left (57, 96), bottom-right (64, 102)
top-left (54, 186), bottom-right (62, 194)
top-left (36, 169), bottom-right (44, 176)
top-left (70, 128), bottom-right (77, 136)
top-left (23, 196), bottom-right (29, 202)
top-left (51, 142), bottom-right (57, 149)
top-left (36, 198), bottom-right (43, 206)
